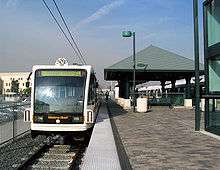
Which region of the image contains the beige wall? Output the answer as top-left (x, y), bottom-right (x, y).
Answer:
top-left (0, 72), bottom-right (31, 95)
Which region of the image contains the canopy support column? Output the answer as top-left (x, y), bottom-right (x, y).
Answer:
top-left (171, 80), bottom-right (176, 92)
top-left (160, 80), bottom-right (166, 95)
top-left (185, 77), bottom-right (192, 99)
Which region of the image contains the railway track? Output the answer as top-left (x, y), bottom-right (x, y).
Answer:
top-left (17, 136), bottom-right (83, 170)
top-left (28, 144), bottom-right (80, 169)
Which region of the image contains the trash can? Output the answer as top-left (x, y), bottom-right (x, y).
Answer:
top-left (137, 97), bottom-right (148, 112)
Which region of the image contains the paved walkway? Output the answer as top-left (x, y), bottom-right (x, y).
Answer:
top-left (108, 100), bottom-right (220, 170)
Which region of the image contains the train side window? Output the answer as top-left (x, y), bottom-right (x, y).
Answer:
top-left (88, 74), bottom-right (96, 105)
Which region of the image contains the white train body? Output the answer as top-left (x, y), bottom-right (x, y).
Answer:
top-left (24, 63), bottom-right (98, 137)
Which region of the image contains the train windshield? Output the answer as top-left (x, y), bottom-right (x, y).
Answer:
top-left (34, 70), bottom-right (87, 114)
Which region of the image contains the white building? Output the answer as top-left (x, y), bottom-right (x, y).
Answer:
top-left (0, 72), bottom-right (31, 95)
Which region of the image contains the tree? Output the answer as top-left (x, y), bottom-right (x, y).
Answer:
top-left (11, 80), bottom-right (19, 93)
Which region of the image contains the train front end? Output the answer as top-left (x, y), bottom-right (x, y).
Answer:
top-left (24, 63), bottom-right (96, 138)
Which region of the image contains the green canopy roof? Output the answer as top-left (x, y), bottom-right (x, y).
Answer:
top-left (106, 45), bottom-right (204, 71)
top-left (104, 45), bottom-right (204, 81)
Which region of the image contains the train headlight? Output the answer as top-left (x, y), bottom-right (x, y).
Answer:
top-left (73, 117), bottom-right (80, 121)
top-left (72, 116), bottom-right (83, 123)
top-left (72, 116), bottom-right (80, 123)
top-left (34, 115), bottom-right (44, 123)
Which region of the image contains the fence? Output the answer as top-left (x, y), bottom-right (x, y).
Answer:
top-left (0, 102), bottom-right (31, 145)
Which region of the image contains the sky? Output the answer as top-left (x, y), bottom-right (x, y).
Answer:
top-left (0, 0), bottom-right (204, 86)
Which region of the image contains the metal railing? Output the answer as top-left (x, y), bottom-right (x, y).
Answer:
top-left (0, 101), bottom-right (31, 145)
top-left (133, 92), bottom-right (185, 107)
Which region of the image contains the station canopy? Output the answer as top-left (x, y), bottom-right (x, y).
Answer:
top-left (104, 45), bottom-right (204, 82)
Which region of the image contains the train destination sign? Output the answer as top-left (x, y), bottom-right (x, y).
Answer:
top-left (39, 70), bottom-right (83, 77)
top-left (48, 116), bottom-right (69, 120)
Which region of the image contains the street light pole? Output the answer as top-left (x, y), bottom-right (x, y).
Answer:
top-left (132, 32), bottom-right (136, 112)
top-left (193, 0), bottom-right (200, 131)
top-left (122, 31), bottom-right (136, 112)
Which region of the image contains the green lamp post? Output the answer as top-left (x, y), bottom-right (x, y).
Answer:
top-left (122, 31), bottom-right (136, 112)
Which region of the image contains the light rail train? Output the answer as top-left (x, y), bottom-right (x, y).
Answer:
top-left (24, 58), bottom-right (99, 138)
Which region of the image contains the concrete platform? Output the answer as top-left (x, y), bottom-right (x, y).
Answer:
top-left (108, 101), bottom-right (220, 169)
top-left (81, 101), bottom-right (121, 170)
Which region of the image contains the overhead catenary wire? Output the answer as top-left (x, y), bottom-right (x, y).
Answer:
top-left (41, 0), bottom-right (84, 64)
top-left (52, 0), bottom-right (86, 65)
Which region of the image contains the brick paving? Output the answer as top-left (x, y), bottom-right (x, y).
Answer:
top-left (108, 100), bottom-right (220, 170)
